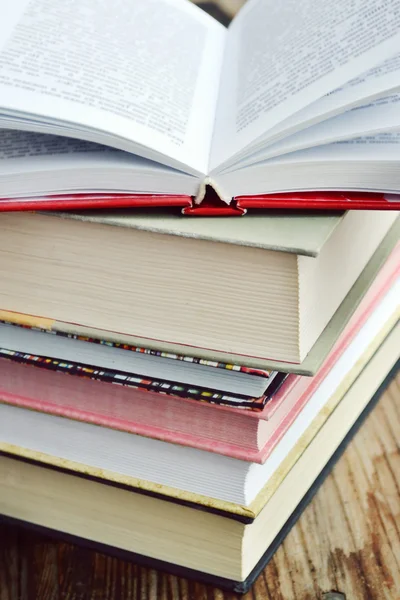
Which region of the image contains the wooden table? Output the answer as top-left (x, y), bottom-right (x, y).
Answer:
top-left (1, 373), bottom-right (399, 600)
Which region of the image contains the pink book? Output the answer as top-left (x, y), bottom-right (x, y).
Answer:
top-left (0, 244), bottom-right (398, 463)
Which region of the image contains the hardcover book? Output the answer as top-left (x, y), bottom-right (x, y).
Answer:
top-left (1, 0), bottom-right (400, 213)
top-left (0, 210), bottom-right (397, 366)
top-left (2, 218), bottom-right (397, 375)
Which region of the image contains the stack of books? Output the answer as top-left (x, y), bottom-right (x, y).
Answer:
top-left (0, 0), bottom-right (399, 593)
top-left (0, 208), bottom-right (399, 592)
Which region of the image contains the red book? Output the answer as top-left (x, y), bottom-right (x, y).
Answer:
top-left (2, 190), bottom-right (400, 215)
top-left (1, 0), bottom-right (400, 215)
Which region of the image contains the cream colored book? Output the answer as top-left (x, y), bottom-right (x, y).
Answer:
top-left (1, 216), bottom-right (398, 375)
top-left (0, 322), bottom-right (398, 592)
top-left (0, 209), bottom-right (397, 366)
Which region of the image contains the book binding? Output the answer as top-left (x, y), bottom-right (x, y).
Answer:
top-left (1, 191), bottom-right (400, 215)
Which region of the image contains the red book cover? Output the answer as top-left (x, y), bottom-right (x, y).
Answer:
top-left (1, 190), bottom-right (400, 215)
top-left (0, 193), bottom-right (193, 213)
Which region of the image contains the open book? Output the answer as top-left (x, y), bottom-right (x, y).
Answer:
top-left (1, 0), bottom-right (400, 213)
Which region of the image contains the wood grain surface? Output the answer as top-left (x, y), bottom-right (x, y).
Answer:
top-left (0, 373), bottom-right (399, 600)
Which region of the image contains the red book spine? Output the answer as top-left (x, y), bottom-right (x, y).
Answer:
top-left (0, 194), bottom-right (193, 212)
top-left (1, 191), bottom-right (399, 214)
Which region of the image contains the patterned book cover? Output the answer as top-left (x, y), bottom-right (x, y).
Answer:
top-left (0, 319), bottom-right (286, 410)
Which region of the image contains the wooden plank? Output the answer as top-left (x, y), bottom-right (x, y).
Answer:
top-left (0, 374), bottom-right (399, 599)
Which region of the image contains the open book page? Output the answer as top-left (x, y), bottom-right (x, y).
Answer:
top-left (264, 132), bottom-right (400, 164)
top-left (0, 0), bottom-right (226, 176)
top-left (209, 0), bottom-right (400, 173)
top-left (230, 93), bottom-right (400, 167)
top-left (261, 52), bottom-right (400, 143)
top-left (0, 130), bottom-right (199, 197)
top-left (221, 52), bottom-right (400, 172)
top-left (214, 132), bottom-right (400, 197)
